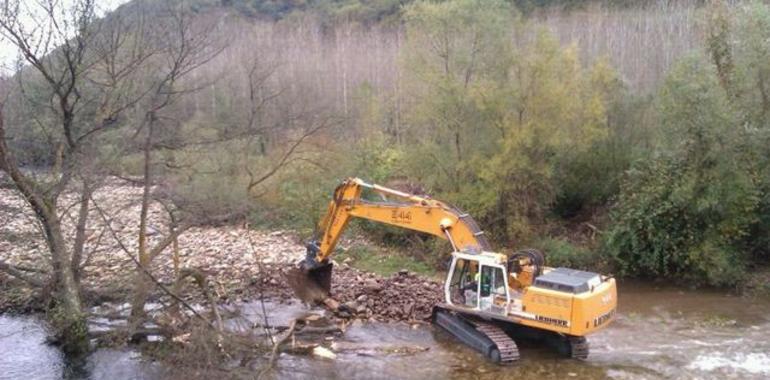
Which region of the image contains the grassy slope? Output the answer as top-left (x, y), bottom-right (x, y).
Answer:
top-left (335, 244), bottom-right (438, 278)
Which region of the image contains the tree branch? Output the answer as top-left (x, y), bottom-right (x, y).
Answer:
top-left (0, 260), bottom-right (45, 287)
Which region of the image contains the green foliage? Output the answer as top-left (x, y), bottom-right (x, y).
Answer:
top-left (705, 0), bottom-right (733, 92)
top-left (10, 0), bottom-right (770, 290)
top-left (336, 244), bottom-right (436, 277)
top-left (475, 36), bottom-right (618, 242)
top-left (262, 173), bottom-right (336, 233)
top-left (604, 55), bottom-right (760, 287)
top-left (348, 133), bottom-right (405, 183)
top-left (552, 59), bottom-right (634, 218)
top-left (398, 1), bottom-right (622, 245)
top-left (722, 2), bottom-right (770, 263)
top-left (402, 0), bottom-right (514, 163)
top-left (48, 304), bottom-right (89, 355)
top-left (131, 0), bottom-right (770, 286)
top-left (730, 1), bottom-right (770, 126)
top-left (218, 0), bottom-right (406, 23)
top-left (247, 133), bottom-right (406, 234)
top-left (694, 1), bottom-right (770, 264)
top-left (219, 0), bottom-right (663, 22)
top-left (537, 237), bottom-right (605, 271)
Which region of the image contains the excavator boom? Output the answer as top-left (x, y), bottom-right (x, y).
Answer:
top-left (289, 177), bottom-right (491, 300)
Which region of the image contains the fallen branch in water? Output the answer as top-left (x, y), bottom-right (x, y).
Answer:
top-left (259, 319), bottom-right (298, 379)
top-left (280, 341), bottom-right (318, 355)
top-left (295, 325), bottom-right (343, 335)
top-left (90, 196), bottom-right (215, 329)
top-left (90, 327), bottom-right (170, 340)
top-left (245, 225), bottom-right (275, 346)
top-left (175, 268), bottom-right (225, 332)
top-left (330, 341), bottom-right (430, 356)
top-left (250, 320), bottom-right (343, 338)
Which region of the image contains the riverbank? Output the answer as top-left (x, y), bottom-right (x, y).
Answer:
top-left (3, 178), bottom-right (770, 379)
top-left (0, 178), bottom-right (299, 309)
top-left (0, 178), bottom-right (447, 321)
top-left (0, 178), bottom-right (451, 377)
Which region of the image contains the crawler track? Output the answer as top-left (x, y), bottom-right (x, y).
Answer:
top-left (432, 307), bottom-right (520, 364)
top-left (473, 321), bottom-right (520, 364)
top-left (567, 335), bottom-right (589, 360)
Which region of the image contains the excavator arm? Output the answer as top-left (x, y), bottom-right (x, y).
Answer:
top-left (303, 177), bottom-right (491, 267)
top-left (290, 178), bottom-right (491, 300)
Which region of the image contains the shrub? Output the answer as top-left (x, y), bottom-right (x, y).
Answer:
top-left (602, 55), bottom-right (760, 287)
top-left (603, 158), bottom-right (755, 286)
top-left (536, 237), bottom-right (605, 271)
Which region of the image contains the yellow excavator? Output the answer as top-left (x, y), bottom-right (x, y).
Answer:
top-left (289, 177), bottom-right (616, 364)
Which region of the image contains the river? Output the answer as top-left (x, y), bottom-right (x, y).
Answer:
top-left (1, 281), bottom-right (768, 380)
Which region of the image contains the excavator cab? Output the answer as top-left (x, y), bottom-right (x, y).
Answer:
top-left (445, 251), bottom-right (512, 315)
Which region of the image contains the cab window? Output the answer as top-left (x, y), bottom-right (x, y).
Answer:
top-left (480, 265), bottom-right (508, 313)
top-left (448, 258), bottom-right (478, 308)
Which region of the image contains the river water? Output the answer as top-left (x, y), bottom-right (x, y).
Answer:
top-left (0, 314), bottom-right (168, 380)
top-left (1, 281), bottom-right (768, 380)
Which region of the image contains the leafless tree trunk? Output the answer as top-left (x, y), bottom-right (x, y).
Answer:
top-left (127, 5), bottom-right (225, 333)
top-left (0, 0), bottom-right (156, 354)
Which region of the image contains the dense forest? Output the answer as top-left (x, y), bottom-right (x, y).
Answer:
top-left (1, 0), bottom-right (770, 354)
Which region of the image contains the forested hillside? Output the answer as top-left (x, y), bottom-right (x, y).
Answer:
top-left (3, 0), bottom-right (770, 366)
top-left (2, 0), bottom-right (768, 297)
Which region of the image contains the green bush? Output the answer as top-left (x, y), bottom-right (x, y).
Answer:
top-left (536, 237), bottom-right (604, 271)
top-left (551, 94), bottom-right (654, 219)
top-left (603, 158), bottom-right (755, 286)
top-left (602, 55), bottom-right (760, 287)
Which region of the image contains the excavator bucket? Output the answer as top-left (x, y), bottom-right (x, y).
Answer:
top-left (286, 262), bottom-right (333, 303)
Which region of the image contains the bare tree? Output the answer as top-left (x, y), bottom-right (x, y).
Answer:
top-left (122, 5), bottom-right (332, 334)
top-left (0, 0), bottom-right (155, 353)
top-left (122, 4), bottom-right (226, 333)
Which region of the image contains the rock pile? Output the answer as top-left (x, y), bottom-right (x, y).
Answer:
top-left (0, 180), bottom-right (305, 299)
top-left (248, 265), bottom-right (443, 322)
top-left (331, 268), bottom-right (443, 322)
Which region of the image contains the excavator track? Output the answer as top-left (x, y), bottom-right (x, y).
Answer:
top-left (473, 321), bottom-right (520, 364)
top-left (432, 307), bottom-right (519, 364)
top-left (567, 335), bottom-right (589, 360)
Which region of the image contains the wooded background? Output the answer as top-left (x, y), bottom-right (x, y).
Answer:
top-left (2, 1), bottom-right (769, 349)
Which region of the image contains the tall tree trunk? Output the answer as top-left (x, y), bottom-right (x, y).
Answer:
top-left (0, 114), bottom-right (87, 354)
top-left (46, 210), bottom-right (88, 355)
top-left (71, 180), bottom-right (92, 283)
top-left (454, 129), bottom-right (462, 161)
top-left (129, 117), bottom-right (155, 334)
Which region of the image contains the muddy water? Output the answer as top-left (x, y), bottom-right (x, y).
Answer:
top-left (1, 281), bottom-right (769, 379)
top-left (269, 281), bottom-right (770, 380)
